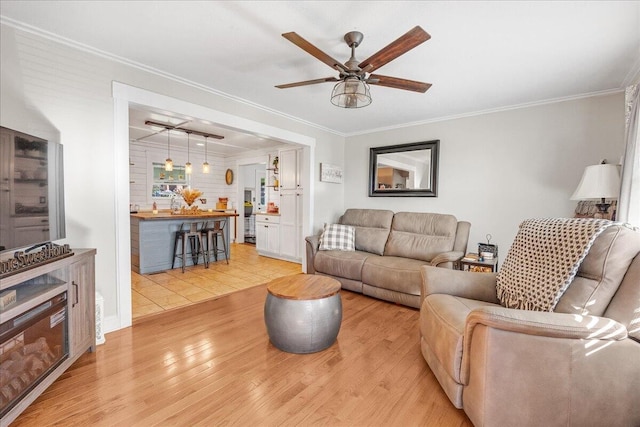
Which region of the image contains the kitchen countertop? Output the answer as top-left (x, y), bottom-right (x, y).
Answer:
top-left (131, 210), bottom-right (239, 221)
top-left (255, 212), bottom-right (280, 216)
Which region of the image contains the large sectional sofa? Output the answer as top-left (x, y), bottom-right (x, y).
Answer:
top-left (305, 209), bottom-right (470, 308)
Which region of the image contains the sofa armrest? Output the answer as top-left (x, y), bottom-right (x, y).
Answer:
top-left (305, 234), bottom-right (320, 274)
top-left (420, 265), bottom-right (499, 305)
top-left (465, 307), bottom-right (628, 341)
top-left (458, 307), bottom-right (636, 426)
top-left (429, 251), bottom-right (464, 267)
top-left (461, 306), bottom-right (629, 386)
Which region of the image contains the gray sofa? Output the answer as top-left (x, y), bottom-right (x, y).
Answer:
top-left (305, 209), bottom-right (470, 308)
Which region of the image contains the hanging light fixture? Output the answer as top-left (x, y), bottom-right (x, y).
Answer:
top-left (202, 136), bottom-right (210, 174)
top-left (330, 76), bottom-right (372, 108)
top-left (164, 128), bottom-right (173, 171)
top-left (185, 131), bottom-right (192, 175)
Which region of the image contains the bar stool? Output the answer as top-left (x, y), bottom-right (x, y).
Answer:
top-left (201, 218), bottom-right (229, 265)
top-left (172, 221), bottom-right (208, 273)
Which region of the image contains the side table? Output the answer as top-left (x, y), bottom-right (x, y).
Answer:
top-left (459, 257), bottom-right (499, 273)
top-left (264, 274), bottom-right (342, 354)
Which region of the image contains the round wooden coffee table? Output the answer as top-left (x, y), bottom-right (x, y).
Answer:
top-left (264, 274), bottom-right (342, 354)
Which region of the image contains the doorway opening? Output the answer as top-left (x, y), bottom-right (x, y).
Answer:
top-left (239, 162), bottom-right (267, 245)
top-left (112, 82), bottom-right (315, 331)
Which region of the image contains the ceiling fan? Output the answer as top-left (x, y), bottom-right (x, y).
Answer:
top-left (276, 26), bottom-right (432, 108)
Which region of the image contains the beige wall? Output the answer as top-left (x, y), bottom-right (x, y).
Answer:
top-left (344, 93), bottom-right (625, 252)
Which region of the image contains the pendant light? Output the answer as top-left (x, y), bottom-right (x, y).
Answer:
top-left (185, 131), bottom-right (192, 175)
top-left (164, 128), bottom-right (173, 171)
top-left (202, 136), bottom-right (210, 174)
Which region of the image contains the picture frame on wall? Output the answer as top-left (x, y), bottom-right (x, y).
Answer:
top-left (320, 163), bottom-right (343, 184)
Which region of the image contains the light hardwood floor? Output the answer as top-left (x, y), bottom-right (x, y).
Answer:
top-left (12, 281), bottom-right (472, 426)
top-left (132, 243), bottom-right (302, 319)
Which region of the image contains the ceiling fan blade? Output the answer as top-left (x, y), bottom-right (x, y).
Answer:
top-left (368, 74), bottom-right (432, 93)
top-left (282, 32), bottom-right (349, 73)
top-left (358, 26), bottom-right (430, 74)
top-left (275, 77), bottom-right (340, 89)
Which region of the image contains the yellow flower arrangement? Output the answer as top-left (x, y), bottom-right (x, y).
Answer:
top-left (180, 188), bottom-right (203, 207)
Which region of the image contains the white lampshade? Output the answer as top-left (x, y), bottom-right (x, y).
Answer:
top-left (570, 164), bottom-right (620, 200)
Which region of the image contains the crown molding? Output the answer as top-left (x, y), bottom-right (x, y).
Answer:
top-left (0, 16), bottom-right (343, 137)
top-left (622, 52), bottom-right (640, 87)
top-left (345, 88), bottom-right (625, 138)
top-left (1, 16), bottom-right (630, 140)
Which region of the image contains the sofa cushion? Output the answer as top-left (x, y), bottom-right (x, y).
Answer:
top-left (420, 294), bottom-right (500, 383)
top-left (319, 223), bottom-right (355, 251)
top-left (384, 212), bottom-right (458, 262)
top-left (556, 225), bottom-right (640, 316)
top-left (314, 250), bottom-right (374, 281)
top-left (362, 256), bottom-right (428, 296)
top-left (339, 209), bottom-right (394, 255)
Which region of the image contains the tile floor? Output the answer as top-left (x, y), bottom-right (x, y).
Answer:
top-left (131, 243), bottom-right (302, 320)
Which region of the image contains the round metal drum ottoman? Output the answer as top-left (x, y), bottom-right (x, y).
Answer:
top-left (264, 275), bottom-right (342, 354)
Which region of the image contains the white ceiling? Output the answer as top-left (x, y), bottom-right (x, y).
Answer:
top-left (128, 105), bottom-right (285, 156)
top-left (1, 1), bottom-right (639, 137)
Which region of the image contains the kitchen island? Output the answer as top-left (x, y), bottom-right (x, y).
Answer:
top-left (131, 210), bottom-right (239, 274)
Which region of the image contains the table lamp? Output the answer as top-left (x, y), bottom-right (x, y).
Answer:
top-left (570, 162), bottom-right (621, 217)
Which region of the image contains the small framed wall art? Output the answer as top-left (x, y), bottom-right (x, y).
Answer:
top-left (320, 163), bottom-right (343, 184)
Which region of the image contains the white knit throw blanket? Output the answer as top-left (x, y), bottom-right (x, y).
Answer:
top-left (496, 218), bottom-right (614, 312)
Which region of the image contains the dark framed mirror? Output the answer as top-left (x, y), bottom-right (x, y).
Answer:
top-left (369, 140), bottom-right (439, 197)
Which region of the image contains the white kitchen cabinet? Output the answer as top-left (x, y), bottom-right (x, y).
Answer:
top-left (276, 147), bottom-right (304, 262)
top-left (278, 191), bottom-right (300, 260)
top-left (256, 213), bottom-right (280, 256)
top-left (278, 148), bottom-right (302, 190)
top-left (257, 147), bottom-right (304, 264)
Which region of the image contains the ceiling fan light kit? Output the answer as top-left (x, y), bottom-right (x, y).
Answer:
top-left (331, 77), bottom-right (372, 108)
top-left (277, 26), bottom-right (431, 109)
